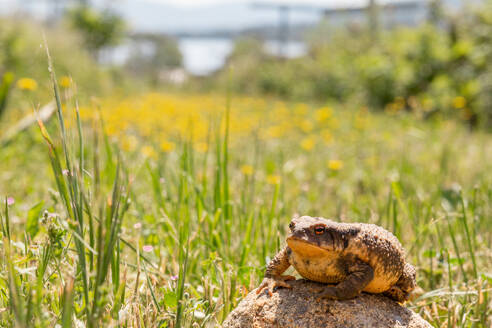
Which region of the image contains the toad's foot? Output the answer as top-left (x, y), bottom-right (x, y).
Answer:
top-left (383, 285), bottom-right (410, 303)
top-left (317, 260), bottom-right (374, 301)
top-left (256, 275), bottom-right (295, 297)
top-left (316, 286), bottom-right (357, 301)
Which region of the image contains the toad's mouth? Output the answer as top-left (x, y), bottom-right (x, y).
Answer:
top-left (286, 236), bottom-right (330, 257)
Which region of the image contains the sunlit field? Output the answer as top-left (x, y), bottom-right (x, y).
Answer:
top-left (1, 77), bottom-right (491, 327)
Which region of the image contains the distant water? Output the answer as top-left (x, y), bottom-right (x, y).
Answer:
top-left (107, 37), bottom-right (307, 76)
top-left (178, 38), bottom-right (234, 76)
top-left (178, 37), bottom-right (307, 76)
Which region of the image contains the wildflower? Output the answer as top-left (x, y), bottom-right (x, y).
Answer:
top-left (141, 145), bottom-right (157, 159)
top-left (300, 137), bottom-right (315, 151)
top-left (241, 164), bottom-right (254, 176)
top-left (194, 310), bottom-right (206, 319)
top-left (321, 130), bottom-right (333, 144)
top-left (265, 125), bottom-right (284, 138)
top-left (121, 135), bottom-right (138, 152)
top-left (266, 175), bottom-right (281, 185)
top-left (194, 142), bottom-right (208, 153)
top-left (354, 114), bottom-right (368, 130)
top-left (133, 222), bottom-right (142, 229)
top-left (160, 140), bottom-right (175, 153)
top-left (142, 245), bottom-right (153, 252)
top-left (16, 78), bottom-right (37, 91)
top-left (294, 103), bottom-right (309, 116)
top-left (7, 197), bottom-right (14, 206)
top-left (327, 160), bottom-right (344, 171)
top-left (170, 275), bottom-right (178, 281)
top-left (118, 304), bottom-right (131, 324)
top-left (453, 96), bottom-right (466, 109)
top-left (59, 76), bottom-right (71, 88)
top-left (315, 107), bottom-right (333, 122)
top-left (299, 119), bottom-right (313, 133)
top-left (62, 169), bottom-right (70, 176)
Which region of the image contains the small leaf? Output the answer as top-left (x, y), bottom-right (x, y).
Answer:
top-left (163, 290), bottom-right (177, 309)
top-left (27, 201), bottom-right (44, 237)
top-left (423, 249), bottom-right (436, 258)
top-left (481, 273), bottom-right (492, 283)
top-left (448, 257), bottom-right (465, 266)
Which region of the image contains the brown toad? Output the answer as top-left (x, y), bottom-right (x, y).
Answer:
top-left (257, 216), bottom-right (416, 303)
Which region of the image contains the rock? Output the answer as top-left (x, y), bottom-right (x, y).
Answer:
top-left (223, 280), bottom-right (431, 328)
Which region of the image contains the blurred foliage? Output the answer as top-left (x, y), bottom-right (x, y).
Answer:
top-left (0, 73), bottom-right (14, 119)
top-left (125, 33), bottom-right (183, 86)
top-left (0, 17), bottom-right (131, 124)
top-left (212, 2), bottom-right (492, 129)
top-left (66, 5), bottom-right (126, 57)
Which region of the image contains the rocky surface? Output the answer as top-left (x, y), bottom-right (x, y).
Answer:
top-left (223, 280), bottom-right (431, 328)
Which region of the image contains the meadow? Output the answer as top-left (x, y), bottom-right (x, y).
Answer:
top-left (0, 68), bottom-right (491, 328)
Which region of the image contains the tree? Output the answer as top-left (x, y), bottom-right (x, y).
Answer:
top-left (125, 33), bottom-right (183, 86)
top-left (66, 5), bottom-right (126, 58)
top-left (367, 0), bottom-right (380, 42)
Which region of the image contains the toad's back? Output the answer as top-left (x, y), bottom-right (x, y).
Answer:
top-left (258, 216), bottom-right (417, 303)
top-left (288, 222), bottom-right (406, 293)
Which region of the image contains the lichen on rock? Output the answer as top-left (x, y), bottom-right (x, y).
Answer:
top-left (223, 280), bottom-right (431, 328)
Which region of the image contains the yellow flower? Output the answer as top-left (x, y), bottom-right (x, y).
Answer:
top-left (300, 137), bottom-right (315, 151)
top-left (265, 125), bottom-right (284, 138)
top-left (453, 96), bottom-right (466, 109)
top-left (121, 135), bottom-right (138, 152)
top-left (354, 114), bottom-right (368, 130)
top-left (241, 164), bottom-right (254, 175)
top-left (194, 142), bottom-right (208, 153)
top-left (16, 78), bottom-right (37, 91)
top-left (59, 76), bottom-right (71, 88)
top-left (266, 175), bottom-right (281, 185)
top-left (141, 145), bottom-right (157, 159)
top-left (105, 124), bottom-right (117, 136)
top-left (315, 107), bottom-right (333, 122)
top-left (160, 140), bottom-right (176, 153)
top-left (327, 159), bottom-right (343, 171)
top-left (299, 119), bottom-right (313, 133)
top-left (321, 130), bottom-right (333, 144)
top-left (294, 103), bottom-right (308, 116)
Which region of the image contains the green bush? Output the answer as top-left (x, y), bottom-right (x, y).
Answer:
top-left (211, 2), bottom-right (492, 129)
top-left (66, 5), bottom-right (126, 57)
top-left (0, 18), bottom-right (123, 120)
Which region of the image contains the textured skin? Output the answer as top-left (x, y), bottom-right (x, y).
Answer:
top-left (257, 216), bottom-right (416, 302)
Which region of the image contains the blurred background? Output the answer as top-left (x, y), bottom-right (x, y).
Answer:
top-left (1, 2), bottom-right (492, 326)
top-left (1, 0), bottom-right (491, 129)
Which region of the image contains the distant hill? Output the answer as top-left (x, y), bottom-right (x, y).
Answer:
top-left (1, 0), bottom-right (474, 35)
top-left (113, 1), bottom-right (323, 33)
top-left (111, 0), bottom-right (468, 34)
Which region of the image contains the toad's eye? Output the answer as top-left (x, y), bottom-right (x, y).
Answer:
top-left (289, 222), bottom-right (295, 229)
top-left (314, 226), bottom-right (325, 235)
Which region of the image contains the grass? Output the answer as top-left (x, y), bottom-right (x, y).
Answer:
top-left (0, 61), bottom-right (491, 327)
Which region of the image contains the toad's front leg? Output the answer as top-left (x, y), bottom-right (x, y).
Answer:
top-left (317, 259), bottom-right (374, 300)
top-left (257, 246), bottom-right (295, 296)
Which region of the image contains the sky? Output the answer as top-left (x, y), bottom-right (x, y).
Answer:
top-left (3, 0), bottom-right (465, 34)
top-left (144, 0), bottom-right (369, 8)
